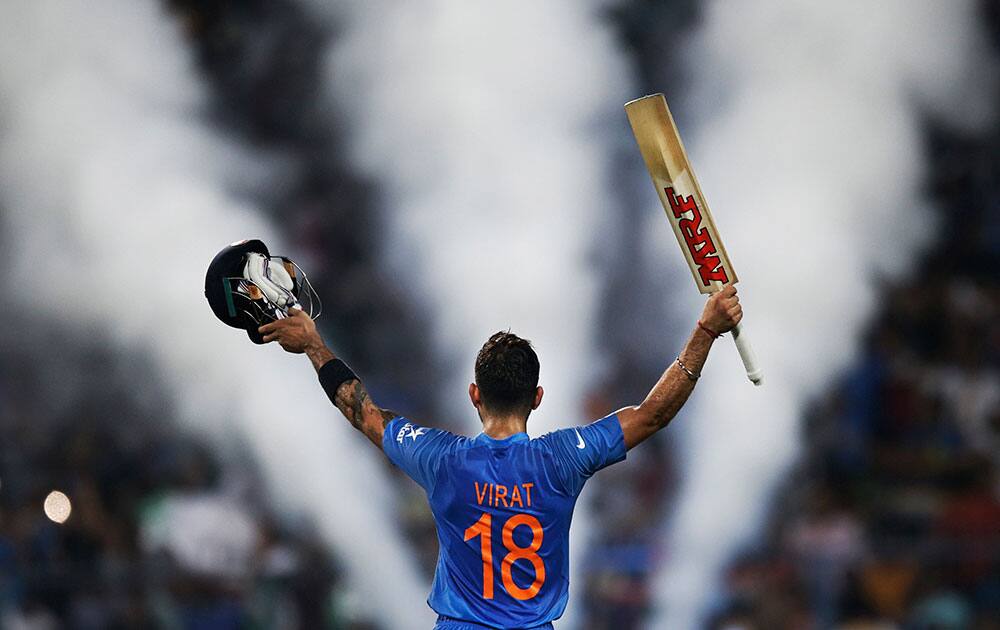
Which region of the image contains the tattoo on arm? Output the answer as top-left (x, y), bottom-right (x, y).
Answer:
top-left (333, 379), bottom-right (398, 447)
top-left (336, 380), bottom-right (365, 430)
top-left (306, 341), bottom-right (400, 447)
top-left (380, 409), bottom-right (399, 427)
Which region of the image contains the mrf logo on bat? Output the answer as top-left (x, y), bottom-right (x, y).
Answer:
top-left (626, 92), bottom-right (762, 385)
top-left (663, 185), bottom-right (731, 287)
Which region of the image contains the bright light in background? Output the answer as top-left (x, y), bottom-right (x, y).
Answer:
top-left (43, 490), bottom-right (72, 524)
top-left (315, 1), bottom-right (633, 624)
top-left (320, 0), bottom-right (631, 434)
top-left (649, 1), bottom-right (997, 627)
top-left (0, 2), bottom-right (427, 626)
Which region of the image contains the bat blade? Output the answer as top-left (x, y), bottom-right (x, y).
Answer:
top-left (625, 93), bottom-right (737, 294)
top-left (625, 93), bottom-right (763, 386)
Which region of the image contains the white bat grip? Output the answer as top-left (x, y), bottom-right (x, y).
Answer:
top-left (731, 322), bottom-right (763, 386)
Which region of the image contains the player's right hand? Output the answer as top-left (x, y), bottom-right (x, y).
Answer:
top-left (259, 307), bottom-right (323, 354)
top-left (700, 285), bottom-right (742, 334)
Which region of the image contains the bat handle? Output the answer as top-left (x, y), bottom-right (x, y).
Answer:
top-left (731, 322), bottom-right (763, 386)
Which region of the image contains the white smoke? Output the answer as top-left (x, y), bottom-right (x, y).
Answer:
top-left (649, 1), bottom-right (996, 627)
top-left (0, 1), bottom-right (428, 627)
top-left (315, 0), bottom-right (632, 623)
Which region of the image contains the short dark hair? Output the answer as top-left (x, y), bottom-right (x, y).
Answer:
top-left (474, 331), bottom-right (539, 415)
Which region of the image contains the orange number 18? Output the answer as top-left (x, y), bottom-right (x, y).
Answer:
top-left (463, 512), bottom-right (546, 600)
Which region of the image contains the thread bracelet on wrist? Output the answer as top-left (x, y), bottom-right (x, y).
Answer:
top-left (697, 320), bottom-right (721, 339)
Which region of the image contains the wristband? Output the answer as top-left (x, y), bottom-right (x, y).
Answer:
top-left (675, 356), bottom-right (700, 381)
top-left (697, 320), bottom-right (721, 339)
top-left (318, 358), bottom-right (358, 403)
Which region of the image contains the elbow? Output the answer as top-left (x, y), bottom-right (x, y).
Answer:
top-left (629, 403), bottom-right (660, 433)
top-left (635, 401), bottom-right (676, 432)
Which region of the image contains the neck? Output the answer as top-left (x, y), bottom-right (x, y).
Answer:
top-left (480, 412), bottom-right (528, 439)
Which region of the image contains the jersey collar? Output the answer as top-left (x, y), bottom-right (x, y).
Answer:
top-left (474, 431), bottom-right (529, 446)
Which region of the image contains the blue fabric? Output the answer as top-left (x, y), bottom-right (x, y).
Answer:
top-left (383, 414), bottom-right (626, 629)
top-left (433, 614), bottom-right (554, 629)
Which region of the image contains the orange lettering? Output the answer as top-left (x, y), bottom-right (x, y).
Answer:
top-left (522, 483), bottom-right (534, 507)
top-left (495, 485), bottom-right (509, 508)
top-left (464, 513), bottom-right (494, 599)
top-left (465, 512), bottom-right (546, 602)
top-left (501, 514), bottom-right (545, 600)
top-left (475, 482), bottom-right (488, 506)
top-left (509, 485), bottom-right (523, 508)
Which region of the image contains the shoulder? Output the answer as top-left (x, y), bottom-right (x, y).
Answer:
top-left (532, 426), bottom-right (576, 450)
top-left (384, 417), bottom-right (466, 451)
top-left (382, 418), bottom-right (470, 490)
top-left (534, 414), bottom-right (623, 449)
top-left (532, 414), bottom-right (627, 491)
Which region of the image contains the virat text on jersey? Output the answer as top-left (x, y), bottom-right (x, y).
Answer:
top-left (382, 414), bottom-right (627, 628)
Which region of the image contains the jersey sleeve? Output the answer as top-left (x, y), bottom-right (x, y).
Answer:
top-left (539, 413), bottom-right (627, 496)
top-left (382, 417), bottom-right (458, 491)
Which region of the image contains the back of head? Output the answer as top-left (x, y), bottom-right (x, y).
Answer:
top-left (475, 331), bottom-right (540, 417)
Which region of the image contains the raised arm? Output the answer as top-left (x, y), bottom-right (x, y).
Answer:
top-left (616, 286), bottom-right (742, 450)
top-left (258, 309), bottom-right (398, 448)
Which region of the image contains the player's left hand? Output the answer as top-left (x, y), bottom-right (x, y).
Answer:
top-left (701, 284), bottom-right (742, 334)
top-left (258, 308), bottom-right (321, 354)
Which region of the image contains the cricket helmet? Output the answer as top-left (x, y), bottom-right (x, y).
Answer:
top-left (204, 239), bottom-right (321, 344)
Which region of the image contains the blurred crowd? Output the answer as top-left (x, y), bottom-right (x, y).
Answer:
top-left (572, 99), bottom-right (1000, 630)
top-left (0, 327), bottom-right (379, 629)
top-left (701, 121), bottom-right (1000, 630)
top-left (576, 4), bottom-right (1000, 629)
top-left (585, 100), bottom-right (1000, 630)
top-left (1, 1), bottom-right (997, 629)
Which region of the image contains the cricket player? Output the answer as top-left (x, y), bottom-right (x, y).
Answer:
top-left (259, 286), bottom-right (742, 629)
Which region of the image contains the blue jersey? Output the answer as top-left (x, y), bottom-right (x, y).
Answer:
top-left (383, 414), bottom-right (627, 629)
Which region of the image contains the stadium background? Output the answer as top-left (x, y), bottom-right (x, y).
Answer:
top-left (0, 1), bottom-right (997, 628)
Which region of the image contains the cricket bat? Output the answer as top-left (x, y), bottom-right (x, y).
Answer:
top-left (625, 93), bottom-right (763, 386)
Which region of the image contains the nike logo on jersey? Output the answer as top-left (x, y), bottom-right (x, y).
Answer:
top-left (574, 429), bottom-right (586, 449)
